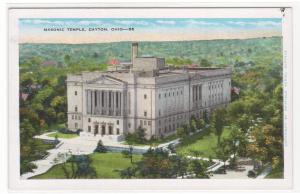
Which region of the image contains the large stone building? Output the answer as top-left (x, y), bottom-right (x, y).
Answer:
top-left (67, 43), bottom-right (232, 139)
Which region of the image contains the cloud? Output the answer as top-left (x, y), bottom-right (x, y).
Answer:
top-left (186, 20), bottom-right (221, 26)
top-left (227, 21), bottom-right (281, 27)
top-left (156, 20), bottom-right (176, 25)
top-left (114, 20), bottom-right (149, 26)
top-left (20, 19), bottom-right (103, 26)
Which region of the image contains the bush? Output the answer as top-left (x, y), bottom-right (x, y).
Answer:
top-left (124, 126), bottom-right (147, 144)
top-left (94, 140), bottom-right (107, 153)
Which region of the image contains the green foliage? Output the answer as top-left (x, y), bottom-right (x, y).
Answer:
top-left (94, 140), bottom-right (107, 153)
top-left (121, 146), bottom-right (134, 164)
top-left (32, 153), bottom-right (142, 179)
top-left (215, 139), bottom-right (231, 172)
top-left (212, 107), bottom-right (227, 145)
top-left (60, 155), bottom-right (97, 179)
top-left (20, 37), bottom-right (284, 176)
top-left (188, 159), bottom-right (210, 178)
top-left (124, 126), bottom-right (147, 144)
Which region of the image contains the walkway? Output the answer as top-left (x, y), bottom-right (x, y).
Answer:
top-left (21, 133), bottom-right (180, 179)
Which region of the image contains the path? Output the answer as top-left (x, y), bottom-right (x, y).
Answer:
top-left (21, 133), bottom-right (180, 179)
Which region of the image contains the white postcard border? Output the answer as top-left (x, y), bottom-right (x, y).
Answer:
top-left (8, 4), bottom-right (294, 191)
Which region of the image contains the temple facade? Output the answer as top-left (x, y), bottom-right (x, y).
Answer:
top-left (66, 43), bottom-right (232, 139)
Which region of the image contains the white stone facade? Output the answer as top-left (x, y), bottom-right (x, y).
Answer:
top-left (67, 43), bottom-right (232, 139)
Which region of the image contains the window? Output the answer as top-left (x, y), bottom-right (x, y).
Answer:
top-left (116, 128), bottom-right (120, 135)
top-left (181, 90), bottom-right (183, 95)
top-left (75, 123), bottom-right (78, 129)
top-left (148, 121), bottom-right (151, 126)
top-left (88, 118), bottom-right (91, 122)
top-left (109, 126), bottom-right (113, 135)
top-left (116, 120), bottom-right (119, 125)
top-left (144, 120), bottom-right (147, 125)
top-left (78, 116), bottom-right (81, 120)
top-left (229, 81), bottom-right (231, 86)
top-left (144, 94), bottom-right (147, 99)
top-left (72, 115), bottom-right (74, 119)
top-left (144, 111), bottom-right (147, 117)
top-left (158, 110), bottom-right (161, 116)
top-left (128, 123), bottom-right (131, 128)
top-left (75, 115), bottom-right (77, 120)
top-left (159, 94), bottom-right (161, 99)
top-left (75, 91), bottom-right (77, 95)
top-left (88, 126), bottom-right (91, 132)
top-left (159, 120), bottom-right (161, 126)
top-left (75, 106), bottom-right (78, 112)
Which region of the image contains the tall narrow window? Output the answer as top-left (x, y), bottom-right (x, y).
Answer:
top-left (75, 106), bottom-right (78, 112)
top-left (75, 91), bottom-right (77, 95)
top-left (144, 94), bottom-right (147, 99)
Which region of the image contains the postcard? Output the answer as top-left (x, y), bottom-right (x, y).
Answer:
top-left (8, 4), bottom-right (293, 191)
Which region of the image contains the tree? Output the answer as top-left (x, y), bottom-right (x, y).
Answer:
top-left (188, 159), bottom-right (209, 178)
top-left (170, 155), bottom-right (189, 178)
top-left (63, 155), bottom-right (97, 179)
top-left (215, 140), bottom-right (231, 173)
top-left (212, 107), bottom-right (227, 145)
top-left (135, 148), bottom-right (178, 178)
top-left (196, 118), bottom-right (205, 131)
top-left (136, 126), bottom-right (147, 143)
top-left (226, 125), bottom-right (248, 168)
top-left (247, 124), bottom-right (283, 168)
top-left (119, 167), bottom-right (136, 178)
top-left (236, 114), bottom-right (253, 133)
top-left (122, 146), bottom-right (134, 164)
top-left (199, 59), bottom-right (212, 67)
top-left (94, 140), bottom-right (107, 153)
top-left (176, 127), bottom-right (186, 138)
top-left (190, 119), bottom-right (197, 133)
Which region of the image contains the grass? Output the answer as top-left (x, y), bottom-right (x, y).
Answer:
top-left (31, 153), bottom-right (142, 179)
top-left (265, 166), bottom-right (284, 179)
top-left (176, 127), bottom-right (231, 158)
top-left (48, 132), bottom-right (78, 139)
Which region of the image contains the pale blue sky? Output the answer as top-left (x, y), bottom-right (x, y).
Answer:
top-left (19, 18), bottom-right (282, 43)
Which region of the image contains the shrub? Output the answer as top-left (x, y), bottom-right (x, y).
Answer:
top-left (94, 140), bottom-right (107, 153)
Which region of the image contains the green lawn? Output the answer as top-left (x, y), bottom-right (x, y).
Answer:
top-left (48, 132), bottom-right (78, 139)
top-left (31, 153), bottom-right (142, 179)
top-left (176, 128), bottom-right (231, 158)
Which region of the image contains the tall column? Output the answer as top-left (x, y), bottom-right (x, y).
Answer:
top-left (112, 91), bottom-right (115, 116)
top-left (91, 90), bottom-right (94, 114)
top-left (120, 92), bottom-right (123, 116)
top-left (86, 90), bottom-right (90, 114)
top-left (99, 90), bottom-right (102, 115)
top-left (118, 91), bottom-right (121, 116)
